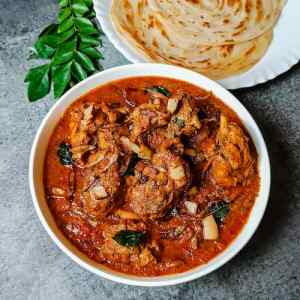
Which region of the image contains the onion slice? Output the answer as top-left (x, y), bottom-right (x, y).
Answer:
top-left (184, 201), bottom-right (198, 215)
top-left (202, 215), bottom-right (219, 240)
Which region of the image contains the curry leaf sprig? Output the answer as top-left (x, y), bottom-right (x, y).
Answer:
top-left (24, 0), bottom-right (104, 102)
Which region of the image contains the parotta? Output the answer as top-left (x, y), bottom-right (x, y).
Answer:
top-left (111, 0), bottom-right (285, 79)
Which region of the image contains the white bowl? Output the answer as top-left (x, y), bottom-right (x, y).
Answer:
top-left (29, 63), bottom-right (270, 286)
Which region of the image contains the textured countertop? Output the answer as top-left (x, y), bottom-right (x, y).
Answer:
top-left (0, 1), bottom-right (300, 299)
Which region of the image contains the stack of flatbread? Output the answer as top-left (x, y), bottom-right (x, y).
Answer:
top-left (111, 0), bottom-right (286, 80)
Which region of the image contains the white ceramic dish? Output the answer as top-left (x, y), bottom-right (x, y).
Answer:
top-left (29, 63), bottom-right (271, 286)
top-left (94, 0), bottom-right (300, 89)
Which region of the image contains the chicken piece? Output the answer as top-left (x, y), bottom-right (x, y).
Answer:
top-left (78, 126), bottom-right (124, 219)
top-left (69, 104), bottom-right (96, 148)
top-left (60, 212), bottom-right (96, 247)
top-left (69, 102), bottom-right (130, 165)
top-left (129, 99), bottom-right (170, 141)
top-left (100, 222), bottom-right (156, 267)
top-left (210, 115), bottom-right (255, 187)
top-left (152, 151), bottom-right (190, 190)
top-left (98, 101), bottom-right (129, 124)
top-left (218, 114), bottom-right (252, 169)
top-left (168, 95), bottom-right (201, 136)
top-left (127, 151), bottom-right (190, 220)
top-left (126, 161), bottom-right (174, 220)
top-left (73, 126), bottom-right (121, 170)
top-left (80, 160), bottom-right (120, 220)
top-left (146, 127), bottom-right (184, 154)
top-left (187, 125), bottom-right (217, 158)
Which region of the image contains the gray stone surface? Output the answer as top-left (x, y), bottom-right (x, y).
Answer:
top-left (0, 1), bottom-right (299, 299)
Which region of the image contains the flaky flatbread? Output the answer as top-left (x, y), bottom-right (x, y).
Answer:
top-left (111, 0), bottom-right (284, 79)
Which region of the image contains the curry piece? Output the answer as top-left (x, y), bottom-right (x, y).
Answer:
top-left (126, 151), bottom-right (190, 220)
top-left (99, 221), bottom-right (156, 267)
top-left (209, 114), bottom-right (255, 187)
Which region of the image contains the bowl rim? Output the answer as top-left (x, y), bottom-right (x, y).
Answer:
top-left (29, 63), bottom-right (271, 287)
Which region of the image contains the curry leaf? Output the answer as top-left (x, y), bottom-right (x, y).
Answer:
top-left (123, 153), bottom-right (140, 177)
top-left (79, 40), bottom-right (102, 50)
top-left (74, 16), bottom-right (94, 29)
top-left (72, 0), bottom-right (89, 16)
top-left (208, 201), bottom-right (230, 223)
top-left (58, 27), bottom-right (76, 43)
top-left (58, 7), bottom-right (71, 23)
top-left (57, 143), bottom-right (73, 165)
top-left (58, 16), bottom-right (74, 33)
top-left (81, 47), bottom-right (104, 60)
top-left (59, 0), bottom-right (68, 8)
top-left (83, 0), bottom-right (93, 7)
top-left (24, 64), bottom-right (50, 82)
top-left (52, 61), bottom-right (72, 98)
top-left (26, 64), bottom-right (50, 102)
top-left (39, 23), bottom-right (58, 38)
top-left (52, 38), bottom-right (77, 65)
top-left (27, 47), bottom-right (40, 60)
top-left (79, 35), bottom-right (100, 47)
top-left (113, 230), bottom-right (147, 248)
top-left (34, 39), bottom-right (56, 59)
top-left (39, 34), bottom-right (61, 48)
top-left (146, 86), bottom-right (172, 97)
top-left (80, 25), bottom-right (100, 35)
top-left (86, 10), bottom-right (96, 18)
top-left (75, 50), bottom-right (95, 72)
top-left (72, 61), bottom-right (87, 81)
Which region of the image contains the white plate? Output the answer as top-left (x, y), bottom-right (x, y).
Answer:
top-left (94, 0), bottom-right (300, 89)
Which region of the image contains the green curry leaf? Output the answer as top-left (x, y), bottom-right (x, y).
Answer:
top-left (58, 7), bottom-right (72, 23)
top-left (52, 61), bottom-right (72, 98)
top-left (75, 50), bottom-right (95, 72)
top-left (208, 201), bottom-right (230, 223)
top-left (72, 61), bottom-right (87, 81)
top-left (123, 153), bottom-right (140, 177)
top-left (59, 0), bottom-right (68, 8)
top-left (72, 0), bottom-right (89, 16)
top-left (146, 86), bottom-right (172, 97)
top-left (113, 230), bottom-right (147, 248)
top-left (81, 47), bottom-right (104, 60)
top-left (57, 143), bottom-right (73, 165)
top-left (26, 64), bottom-right (50, 102)
top-left (58, 16), bottom-right (74, 33)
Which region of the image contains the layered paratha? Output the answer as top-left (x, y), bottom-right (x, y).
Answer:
top-left (111, 0), bottom-right (285, 79)
top-left (147, 0), bottom-right (286, 45)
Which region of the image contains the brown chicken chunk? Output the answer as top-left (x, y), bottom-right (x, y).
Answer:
top-left (99, 222), bottom-right (156, 267)
top-left (129, 99), bottom-right (170, 141)
top-left (168, 95), bottom-right (201, 136)
top-left (146, 127), bottom-right (184, 154)
top-left (126, 151), bottom-right (190, 220)
top-left (80, 163), bottom-right (121, 219)
top-left (79, 128), bottom-right (122, 219)
top-left (209, 115), bottom-right (255, 187)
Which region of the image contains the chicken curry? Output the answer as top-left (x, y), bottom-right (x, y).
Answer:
top-left (44, 76), bottom-right (259, 276)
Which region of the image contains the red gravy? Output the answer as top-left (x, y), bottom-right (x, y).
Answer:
top-left (44, 77), bottom-right (259, 276)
